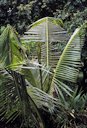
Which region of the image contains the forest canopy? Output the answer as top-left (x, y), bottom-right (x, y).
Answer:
top-left (0, 0), bottom-right (87, 34)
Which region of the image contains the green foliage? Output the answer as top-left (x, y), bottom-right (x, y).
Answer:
top-left (21, 17), bottom-right (69, 69)
top-left (55, 92), bottom-right (87, 128)
top-left (1, 0), bottom-right (87, 34)
top-left (0, 26), bottom-right (45, 128)
top-left (0, 21), bottom-right (87, 128)
top-left (63, 8), bottom-right (87, 32)
top-left (61, 0), bottom-right (87, 32)
top-left (50, 23), bottom-right (86, 101)
top-left (0, 25), bottom-right (24, 68)
top-left (0, 1), bottom-right (87, 127)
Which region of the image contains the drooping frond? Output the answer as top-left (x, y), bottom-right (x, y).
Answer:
top-left (0, 69), bottom-right (45, 128)
top-left (0, 69), bottom-right (20, 123)
top-left (27, 86), bottom-right (62, 112)
top-left (0, 25), bottom-right (25, 68)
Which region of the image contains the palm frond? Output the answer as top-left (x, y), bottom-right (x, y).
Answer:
top-left (27, 86), bottom-right (62, 112)
top-left (0, 69), bottom-right (45, 128)
top-left (21, 17), bottom-right (70, 68)
top-left (0, 69), bottom-right (20, 123)
top-left (0, 25), bottom-right (25, 68)
top-left (50, 24), bottom-right (86, 101)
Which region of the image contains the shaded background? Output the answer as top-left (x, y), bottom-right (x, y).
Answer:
top-left (0, 0), bottom-right (87, 34)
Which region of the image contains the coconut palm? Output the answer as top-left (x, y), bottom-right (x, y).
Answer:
top-left (0, 22), bottom-right (87, 128)
top-left (23, 22), bottom-right (87, 128)
top-left (21, 20), bottom-right (87, 100)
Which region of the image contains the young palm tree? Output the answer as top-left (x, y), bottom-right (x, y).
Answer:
top-left (0, 21), bottom-right (87, 128)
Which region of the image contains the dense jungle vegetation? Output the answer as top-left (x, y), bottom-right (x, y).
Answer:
top-left (0, 0), bottom-right (87, 128)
